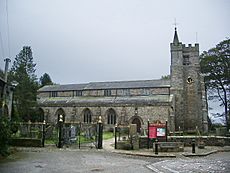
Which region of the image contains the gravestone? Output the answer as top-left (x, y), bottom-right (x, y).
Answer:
top-left (132, 135), bottom-right (140, 150)
top-left (130, 124), bottom-right (137, 136)
top-left (20, 125), bottom-right (28, 137)
top-left (70, 125), bottom-right (77, 143)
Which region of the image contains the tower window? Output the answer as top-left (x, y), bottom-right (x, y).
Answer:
top-left (183, 55), bottom-right (190, 65)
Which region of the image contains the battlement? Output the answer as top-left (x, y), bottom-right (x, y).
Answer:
top-left (170, 42), bottom-right (199, 52)
top-left (182, 43), bottom-right (199, 52)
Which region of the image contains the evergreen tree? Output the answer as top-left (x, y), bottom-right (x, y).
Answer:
top-left (200, 38), bottom-right (230, 130)
top-left (9, 46), bottom-right (39, 121)
top-left (0, 116), bottom-right (11, 157)
top-left (0, 68), bottom-right (4, 79)
top-left (161, 75), bottom-right (170, 80)
top-left (40, 73), bottom-right (53, 87)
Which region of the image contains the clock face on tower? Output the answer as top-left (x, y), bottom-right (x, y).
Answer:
top-left (187, 76), bottom-right (193, 84)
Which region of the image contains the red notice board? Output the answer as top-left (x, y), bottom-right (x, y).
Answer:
top-left (149, 126), bottom-right (157, 139)
top-left (148, 123), bottom-right (166, 139)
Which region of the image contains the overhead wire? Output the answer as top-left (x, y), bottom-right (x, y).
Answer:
top-left (0, 30), bottom-right (5, 58)
top-left (6, 0), bottom-right (11, 58)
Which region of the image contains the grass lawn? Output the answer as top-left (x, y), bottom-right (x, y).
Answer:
top-left (103, 131), bottom-right (114, 140)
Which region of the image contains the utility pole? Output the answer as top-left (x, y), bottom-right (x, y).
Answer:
top-left (2, 58), bottom-right (11, 118)
top-left (4, 58), bottom-right (11, 82)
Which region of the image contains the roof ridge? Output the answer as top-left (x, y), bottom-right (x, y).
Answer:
top-left (88, 79), bottom-right (166, 84)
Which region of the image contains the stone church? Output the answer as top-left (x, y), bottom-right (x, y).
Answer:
top-left (37, 28), bottom-right (208, 133)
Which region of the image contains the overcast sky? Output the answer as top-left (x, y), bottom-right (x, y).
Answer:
top-left (0, 0), bottom-right (229, 84)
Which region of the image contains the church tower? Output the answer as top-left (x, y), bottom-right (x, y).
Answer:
top-left (170, 28), bottom-right (208, 133)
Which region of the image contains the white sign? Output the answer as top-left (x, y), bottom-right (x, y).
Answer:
top-left (157, 128), bottom-right (165, 137)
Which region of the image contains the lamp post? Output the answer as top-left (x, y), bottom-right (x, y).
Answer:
top-left (58, 115), bottom-right (64, 148)
top-left (2, 58), bottom-right (11, 118)
top-left (97, 116), bottom-right (103, 149)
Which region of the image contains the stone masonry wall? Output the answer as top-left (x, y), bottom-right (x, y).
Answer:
top-left (40, 105), bottom-right (170, 130)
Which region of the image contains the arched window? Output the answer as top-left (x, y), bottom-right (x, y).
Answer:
top-left (83, 109), bottom-right (92, 123)
top-left (107, 109), bottom-right (116, 125)
top-left (55, 108), bottom-right (66, 123)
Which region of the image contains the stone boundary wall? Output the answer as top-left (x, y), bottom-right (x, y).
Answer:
top-left (168, 136), bottom-right (230, 146)
top-left (10, 138), bottom-right (42, 147)
top-left (139, 136), bottom-right (230, 148)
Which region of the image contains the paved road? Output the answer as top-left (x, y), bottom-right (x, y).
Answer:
top-left (0, 150), bottom-right (229, 173)
top-left (147, 152), bottom-right (230, 173)
top-left (0, 150), bottom-right (156, 173)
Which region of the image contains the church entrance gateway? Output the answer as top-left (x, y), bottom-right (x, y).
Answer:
top-left (44, 121), bottom-right (103, 149)
top-left (132, 118), bottom-right (141, 133)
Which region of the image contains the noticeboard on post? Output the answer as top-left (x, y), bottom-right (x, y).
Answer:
top-left (148, 122), bottom-right (166, 139)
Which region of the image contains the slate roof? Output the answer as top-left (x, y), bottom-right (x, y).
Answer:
top-left (38, 79), bottom-right (170, 92)
top-left (39, 83), bottom-right (87, 92)
top-left (38, 95), bottom-right (171, 106)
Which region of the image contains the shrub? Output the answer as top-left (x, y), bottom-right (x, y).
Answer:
top-left (0, 116), bottom-right (12, 157)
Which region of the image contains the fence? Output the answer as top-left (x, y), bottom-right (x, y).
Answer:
top-left (45, 122), bottom-right (101, 149)
top-left (10, 121), bottom-right (45, 147)
top-left (10, 121), bottom-right (102, 149)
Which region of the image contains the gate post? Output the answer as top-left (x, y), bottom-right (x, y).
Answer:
top-left (115, 124), bottom-right (117, 149)
top-left (78, 122), bottom-right (81, 149)
top-left (58, 115), bottom-right (64, 148)
top-left (147, 119), bottom-right (150, 149)
top-left (97, 116), bottom-right (103, 149)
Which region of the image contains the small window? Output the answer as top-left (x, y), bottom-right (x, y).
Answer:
top-left (123, 89), bottom-right (130, 96)
top-left (142, 88), bottom-right (150, 96)
top-left (107, 109), bottom-right (116, 125)
top-left (84, 109), bottom-right (92, 123)
top-left (50, 91), bottom-right (58, 97)
top-left (183, 55), bottom-right (190, 65)
top-left (75, 90), bottom-right (82, 96)
top-left (104, 89), bottom-right (112, 96)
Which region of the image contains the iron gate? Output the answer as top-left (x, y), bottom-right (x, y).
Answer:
top-left (45, 122), bottom-right (103, 149)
